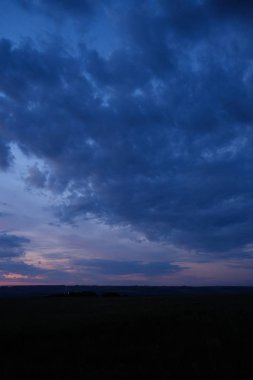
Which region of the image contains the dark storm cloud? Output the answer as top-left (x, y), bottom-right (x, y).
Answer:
top-left (0, 232), bottom-right (30, 258)
top-left (1, 1), bottom-right (253, 256)
top-left (73, 259), bottom-right (182, 276)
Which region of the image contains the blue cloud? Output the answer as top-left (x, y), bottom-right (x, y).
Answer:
top-left (74, 259), bottom-right (183, 276)
top-left (0, 232), bottom-right (30, 258)
top-left (0, 138), bottom-right (13, 170)
top-left (15, 0), bottom-right (96, 17)
top-left (1, 0), bottom-right (253, 258)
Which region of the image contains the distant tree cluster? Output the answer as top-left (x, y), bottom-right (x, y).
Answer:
top-left (49, 291), bottom-right (122, 298)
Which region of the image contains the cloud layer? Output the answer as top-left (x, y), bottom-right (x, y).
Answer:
top-left (73, 258), bottom-right (183, 276)
top-left (1, 0), bottom-right (253, 259)
top-left (0, 232), bottom-right (29, 258)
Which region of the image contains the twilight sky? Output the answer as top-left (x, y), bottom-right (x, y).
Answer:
top-left (1, 0), bottom-right (253, 285)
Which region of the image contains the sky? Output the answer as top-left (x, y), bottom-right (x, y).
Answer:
top-left (1, 0), bottom-right (253, 286)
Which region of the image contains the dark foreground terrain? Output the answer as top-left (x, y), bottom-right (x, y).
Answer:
top-left (1, 293), bottom-right (253, 379)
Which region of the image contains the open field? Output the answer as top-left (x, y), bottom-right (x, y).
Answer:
top-left (1, 294), bottom-right (253, 379)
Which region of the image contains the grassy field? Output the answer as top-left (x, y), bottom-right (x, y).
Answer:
top-left (0, 294), bottom-right (253, 378)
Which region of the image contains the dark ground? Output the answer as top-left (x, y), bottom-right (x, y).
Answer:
top-left (0, 293), bottom-right (253, 379)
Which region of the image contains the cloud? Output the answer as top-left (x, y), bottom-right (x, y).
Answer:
top-left (73, 259), bottom-right (183, 276)
top-left (0, 138), bottom-right (13, 170)
top-left (25, 165), bottom-right (48, 188)
top-left (0, 212), bottom-right (10, 218)
top-left (157, 0), bottom-right (253, 38)
top-left (16, 0), bottom-right (97, 17)
top-left (1, 1), bottom-right (253, 258)
top-left (209, 0), bottom-right (253, 19)
top-left (0, 232), bottom-right (30, 258)
top-left (0, 259), bottom-right (37, 273)
top-left (3, 272), bottom-right (29, 279)
top-left (0, 235), bottom-right (70, 282)
top-left (0, 231), bottom-right (44, 283)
